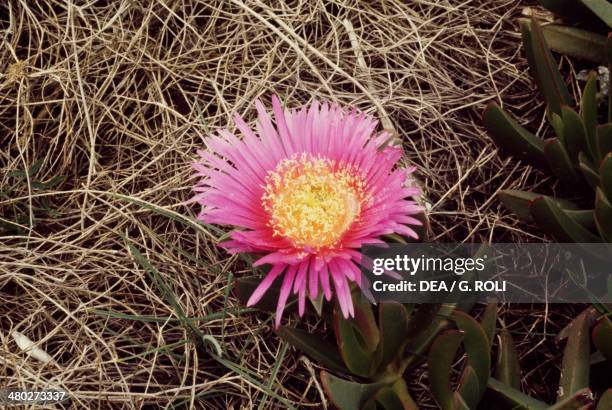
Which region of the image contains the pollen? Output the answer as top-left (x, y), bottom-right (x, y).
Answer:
top-left (262, 154), bottom-right (367, 249)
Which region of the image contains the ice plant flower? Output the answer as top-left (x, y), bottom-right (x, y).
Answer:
top-left (191, 96), bottom-right (422, 327)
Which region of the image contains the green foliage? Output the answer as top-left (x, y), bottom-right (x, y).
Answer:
top-left (290, 299), bottom-right (445, 409)
top-left (483, 19), bottom-right (612, 244)
top-left (533, 1), bottom-right (612, 63)
top-left (483, 306), bottom-right (610, 409)
top-left (428, 311), bottom-right (491, 410)
top-left (236, 279), bottom-right (455, 409)
top-left (481, 13), bottom-right (611, 408)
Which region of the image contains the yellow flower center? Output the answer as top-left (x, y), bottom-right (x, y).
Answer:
top-left (262, 154), bottom-right (366, 249)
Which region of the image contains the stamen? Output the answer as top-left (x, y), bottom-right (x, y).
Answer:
top-left (262, 154), bottom-right (366, 249)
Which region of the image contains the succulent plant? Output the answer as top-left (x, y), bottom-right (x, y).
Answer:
top-left (483, 18), bottom-right (612, 244)
top-left (429, 305), bottom-right (612, 410)
top-left (237, 276), bottom-right (457, 409)
top-left (480, 15), bottom-right (612, 410)
top-left (238, 275), bottom-right (612, 409)
top-left (485, 307), bottom-right (612, 409)
top-left (523, 1), bottom-right (612, 63)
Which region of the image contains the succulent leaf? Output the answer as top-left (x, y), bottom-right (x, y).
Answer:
top-left (334, 307), bottom-right (375, 377)
top-left (592, 316), bottom-right (612, 360)
top-left (544, 138), bottom-right (584, 186)
top-left (486, 378), bottom-right (547, 410)
top-left (352, 295), bottom-right (380, 353)
top-left (596, 124), bottom-right (612, 160)
top-left (457, 366), bottom-right (482, 409)
top-left (480, 303), bottom-right (498, 349)
top-left (495, 328), bottom-right (522, 390)
top-left (499, 190), bottom-right (577, 222)
top-left (452, 311), bottom-right (491, 394)
top-left (550, 112), bottom-right (566, 145)
top-left (581, 72), bottom-right (600, 162)
top-left (594, 188), bottom-right (612, 242)
top-left (377, 302), bottom-right (409, 371)
top-left (519, 19), bottom-right (609, 63)
top-left (403, 303), bottom-right (455, 370)
top-left (529, 196), bottom-right (602, 242)
top-left (374, 379), bottom-right (418, 410)
top-left (558, 310), bottom-right (591, 401)
top-left (320, 371), bottom-right (386, 410)
top-left (581, 0), bottom-right (612, 28)
top-left (276, 327), bottom-right (348, 374)
top-left (483, 103), bottom-right (547, 169)
top-left (579, 151), bottom-right (601, 189)
top-left (561, 105), bottom-right (589, 162)
top-left (406, 303), bottom-right (442, 339)
top-left (565, 210), bottom-right (598, 231)
top-left (601, 153), bottom-right (612, 200)
top-left (597, 389), bottom-right (612, 410)
top-left (538, 0), bottom-right (596, 21)
top-left (549, 388), bottom-right (594, 409)
top-left (428, 329), bottom-right (464, 410)
top-left (525, 18), bottom-right (573, 116)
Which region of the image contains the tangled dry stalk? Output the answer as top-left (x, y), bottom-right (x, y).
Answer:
top-left (0, 0), bottom-right (569, 408)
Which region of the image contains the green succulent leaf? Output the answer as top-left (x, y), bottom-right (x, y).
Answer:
top-left (374, 379), bottom-right (418, 410)
top-left (597, 124), bottom-right (612, 159)
top-left (592, 316), bottom-right (612, 360)
top-left (499, 190), bottom-right (578, 222)
top-left (601, 153), bottom-right (612, 200)
top-left (561, 105), bottom-right (589, 162)
top-left (486, 378), bottom-right (547, 410)
top-left (523, 18), bottom-right (573, 116)
top-left (320, 371), bottom-right (386, 410)
top-left (428, 329), bottom-right (464, 410)
top-left (483, 103), bottom-right (547, 169)
top-left (352, 295), bottom-right (380, 353)
top-left (276, 327), bottom-right (348, 374)
top-left (530, 196), bottom-right (602, 242)
top-left (495, 328), bottom-right (522, 390)
top-left (377, 302), bottom-right (409, 371)
top-left (597, 389), bottom-right (612, 410)
top-left (480, 303), bottom-right (498, 349)
top-left (457, 366), bottom-right (481, 409)
top-left (544, 24), bottom-right (608, 63)
top-left (581, 0), bottom-right (612, 28)
top-left (452, 311), bottom-right (491, 394)
top-left (581, 72), bottom-right (600, 162)
top-left (403, 303), bottom-right (454, 370)
top-left (452, 311), bottom-right (491, 393)
top-left (579, 152), bottom-right (601, 189)
top-left (608, 35), bottom-right (612, 122)
top-left (544, 138), bottom-right (584, 186)
top-left (406, 303), bottom-right (443, 340)
top-left (550, 112), bottom-right (566, 144)
top-left (519, 19), bottom-right (609, 63)
top-left (595, 188), bottom-right (612, 242)
top-left (538, 0), bottom-right (595, 21)
top-left (549, 388), bottom-right (594, 410)
top-left (499, 189), bottom-right (538, 221)
top-left (566, 210), bottom-right (598, 232)
top-left (334, 307), bottom-right (375, 377)
top-left (558, 310), bottom-right (591, 402)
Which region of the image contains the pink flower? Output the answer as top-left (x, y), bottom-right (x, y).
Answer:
top-left (191, 96), bottom-right (422, 327)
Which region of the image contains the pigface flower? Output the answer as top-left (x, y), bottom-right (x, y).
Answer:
top-left (191, 96), bottom-right (422, 327)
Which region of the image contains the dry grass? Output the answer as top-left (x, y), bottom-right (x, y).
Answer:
top-left (0, 0), bottom-right (559, 408)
